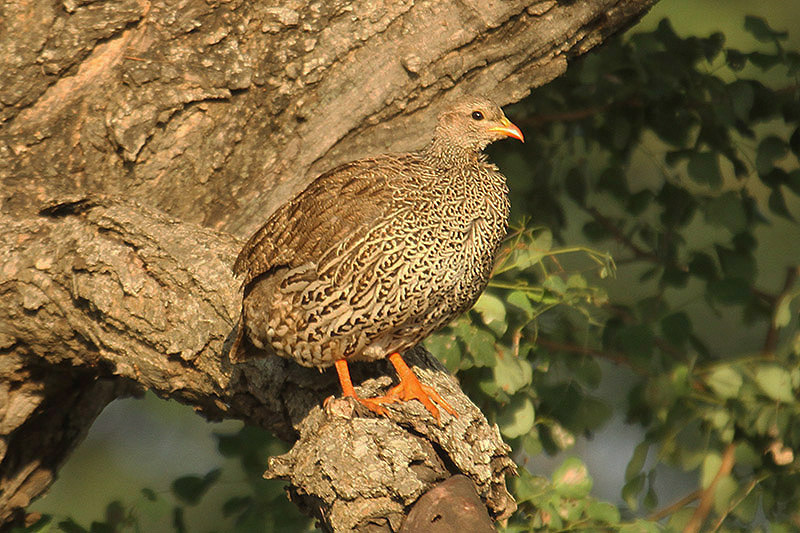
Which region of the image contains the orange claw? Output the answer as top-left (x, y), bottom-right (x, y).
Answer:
top-left (382, 352), bottom-right (457, 420)
top-left (332, 354), bottom-right (457, 420)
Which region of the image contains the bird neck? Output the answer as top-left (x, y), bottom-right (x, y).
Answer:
top-left (422, 137), bottom-right (483, 169)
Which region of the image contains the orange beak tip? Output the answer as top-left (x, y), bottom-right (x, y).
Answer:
top-left (490, 121), bottom-right (525, 143)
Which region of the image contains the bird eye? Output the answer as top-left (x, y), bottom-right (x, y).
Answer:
top-left (471, 111), bottom-right (484, 121)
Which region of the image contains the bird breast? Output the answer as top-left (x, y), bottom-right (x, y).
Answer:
top-left (250, 161), bottom-right (510, 368)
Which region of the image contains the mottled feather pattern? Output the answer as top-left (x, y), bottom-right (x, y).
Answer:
top-left (234, 96), bottom-right (516, 370)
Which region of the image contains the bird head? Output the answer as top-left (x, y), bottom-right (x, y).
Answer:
top-left (432, 96), bottom-right (524, 154)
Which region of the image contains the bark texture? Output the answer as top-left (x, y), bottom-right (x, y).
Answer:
top-left (0, 0), bottom-right (657, 530)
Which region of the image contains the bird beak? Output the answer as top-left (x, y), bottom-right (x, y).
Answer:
top-left (488, 117), bottom-right (524, 142)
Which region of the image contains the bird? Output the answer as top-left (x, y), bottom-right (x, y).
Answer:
top-left (230, 95), bottom-right (524, 420)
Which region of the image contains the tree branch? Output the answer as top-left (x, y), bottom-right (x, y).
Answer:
top-left (682, 442), bottom-right (737, 533)
top-left (0, 200), bottom-right (515, 530)
top-left (1, 0), bottom-right (659, 238)
top-left (0, 0), bottom-right (659, 529)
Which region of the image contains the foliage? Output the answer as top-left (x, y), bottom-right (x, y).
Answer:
top-left (467, 14), bottom-right (798, 532)
top-left (21, 14), bottom-right (800, 533)
top-left (15, 427), bottom-right (313, 533)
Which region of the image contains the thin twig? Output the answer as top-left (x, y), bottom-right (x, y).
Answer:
top-left (682, 442), bottom-right (737, 533)
top-left (584, 206), bottom-right (660, 263)
top-left (534, 337), bottom-right (647, 374)
top-left (648, 489), bottom-right (702, 522)
top-left (708, 476), bottom-right (764, 532)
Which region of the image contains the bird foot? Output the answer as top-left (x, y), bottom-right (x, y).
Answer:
top-left (382, 352), bottom-right (458, 421)
top-left (331, 355), bottom-right (457, 421)
top-left (375, 370), bottom-right (457, 420)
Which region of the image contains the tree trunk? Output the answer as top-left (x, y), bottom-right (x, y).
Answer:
top-left (0, 1), bottom-right (657, 530)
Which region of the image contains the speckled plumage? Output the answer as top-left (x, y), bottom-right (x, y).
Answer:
top-left (232, 97), bottom-right (519, 374)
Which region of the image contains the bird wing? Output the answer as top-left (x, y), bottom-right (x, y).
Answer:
top-left (233, 156), bottom-right (399, 288)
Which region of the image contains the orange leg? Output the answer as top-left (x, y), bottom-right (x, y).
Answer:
top-left (382, 352), bottom-right (457, 420)
top-left (334, 358), bottom-right (394, 416)
top-left (333, 355), bottom-right (457, 420)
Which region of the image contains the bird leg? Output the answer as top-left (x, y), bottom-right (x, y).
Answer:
top-left (381, 352), bottom-right (458, 420)
top-left (332, 355), bottom-right (457, 420)
top-left (333, 358), bottom-right (395, 416)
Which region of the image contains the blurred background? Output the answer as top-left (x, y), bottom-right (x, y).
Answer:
top-left (30, 1), bottom-right (800, 531)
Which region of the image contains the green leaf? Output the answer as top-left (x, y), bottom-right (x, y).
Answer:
top-left (542, 274), bottom-right (566, 295)
top-left (666, 508), bottom-right (695, 532)
top-left (141, 487), bottom-right (158, 501)
top-left (774, 297), bottom-right (793, 328)
top-left (586, 501), bottom-right (621, 525)
top-left (627, 190), bottom-right (653, 215)
top-left (728, 80), bottom-right (754, 121)
top-left (583, 220), bottom-right (611, 241)
top-left (548, 421), bottom-right (576, 450)
top-left (104, 501), bottom-right (125, 527)
top-left (661, 312), bottom-right (692, 348)
top-left (625, 442), bottom-right (649, 482)
top-left (658, 182), bottom-right (696, 226)
top-left (616, 324), bottom-right (655, 359)
top-left (465, 327), bottom-right (497, 367)
top-left (768, 188), bottom-right (794, 220)
top-left (552, 457), bottom-right (592, 498)
top-left (171, 469), bottom-right (221, 506)
top-left (756, 136), bottom-right (788, 176)
top-left (706, 366), bottom-right (743, 399)
top-left (222, 496), bottom-right (251, 517)
top-left (732, 484), bottom-right (760, 522)
top-left (725, 48), bottom-right (746, 71)
top-left (497, 395), bottom-right (535, 438)
top-left (565, 167), bottom-right (587, 204)
top-left (713, 475), bottom-right (738, 515)
top-left (705, 191), bottom-right (747, 233)
top-left (509, 230), bottom-right (551, 270)
top-left (790, 128), bottom-right (800, 157)
top-left (754, 365), bottom-right (794, 403)
top-left (493, 350), bottom-right (532, 395)
top-left (715, 246), bottom-right (756, 281)
top-left (57, 519), bottom-right (89, 533)
top-left (787, 169), bottom-right (800, 196)
top-left (708, 278), bottom-right (751, 306)
top-left (643, 482), bottom-right (658, 511)
top-left (761, 168), bottom-right (789, 189)
top-left (701, 32), bottom-right (725, 61)
top-left (689, 252), bottom-right (718, 280)
top-left (701, 452), bottom-right (722, 489)
top-left (425, 333), bottom-right (461, 373)
top-left (572, 354), bottom-right (602, 389)
top-left (687, 151), bottom-right (723, 188)
top-left (531, 228), bottom-right (553, 253)
top-left (622, 473), bottom-right (645, 511)
top-left (172, 506), bottom-right (186, 533)
top-left (597, 166), bottom-right (629, 198)
top-left (744, 15), bottom-right (788, 43)
top-left (748, 51), bottom-right (782, 70)
top-left (506, 290), bottom-right (534, 318)
top-left (472, 293), bottom-right (507, 335)
top-left (611, 115), bottom-right (632, 150)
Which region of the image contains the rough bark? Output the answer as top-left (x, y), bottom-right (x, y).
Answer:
top-left (0, 0), bottom-right (657, 531)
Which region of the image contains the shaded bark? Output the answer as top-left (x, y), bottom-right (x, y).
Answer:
top-left (400, 475), bottom-right (496, 533)
top-left (0, 0), bottom-right (657, 530)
